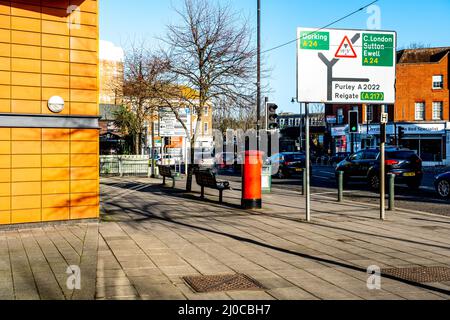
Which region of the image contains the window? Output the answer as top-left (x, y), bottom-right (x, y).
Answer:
top-left (204, 107), bottom-right (209, 116)
top-left (280, 119), bottom-right (285, 126)
top-left (432, 75), bottom-right (444, 89)
top-left (366, 105), bottom-right (374, 122)
top-left (288, 118), bottom-right (294, 127)
top-left (415, 102), bottom-right (425, 120)
top-left (337, 109), bottom-right (344, 124)
top-left (432, 102), bottom-right (443, 120)
top-left (295, 118), bottom-right (300, 127)
top-left (362, 150), bottom-right (378, 160)
top-left (349, 151), bottom-right (364, 161)
top-left (204, 122), bottom-right (209, 135)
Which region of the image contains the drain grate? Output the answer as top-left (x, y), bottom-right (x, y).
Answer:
top-left (382, 266), bottom-right (450, 283)
top-left (183, 274), bottom-right (265, 293)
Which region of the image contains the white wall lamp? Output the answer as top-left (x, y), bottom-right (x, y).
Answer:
top-left (48, 96), bottom-right (65, 113)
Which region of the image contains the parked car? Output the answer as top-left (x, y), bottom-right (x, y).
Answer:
top-left (335, 147), bottom-right (423, 190)
top-left (268, 152), bottom-right (310, 179)
top-left (330, 152), bottom-right (351, 166)
top-left (434, 172), bottom-right (450, 199)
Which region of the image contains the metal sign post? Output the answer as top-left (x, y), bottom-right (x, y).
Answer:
top-left (305, 103), bottom-right (311, 222)
top-left (380, 111), bottom-right (388, 220)
top-left (297, 27), bottom-right (396, 222)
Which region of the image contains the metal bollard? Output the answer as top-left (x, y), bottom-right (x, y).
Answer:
top-left (338, 171), bottom-right (344, 202)
top-left (388, 173), bottom-right (395, 211)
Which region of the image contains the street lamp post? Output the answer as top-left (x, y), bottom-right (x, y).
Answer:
top-left (256, 0), bottom-right (261, 148)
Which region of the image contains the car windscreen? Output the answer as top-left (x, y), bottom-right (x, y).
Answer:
top-left (285, 154), bottom-right (305, 161)
top-left (386, 151), bottom-right (418, 161)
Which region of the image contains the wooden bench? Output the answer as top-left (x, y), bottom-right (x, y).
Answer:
top-left (195, 170), bottom-right (231, 203)
top-left (158, 165), bottom-right (176, 188)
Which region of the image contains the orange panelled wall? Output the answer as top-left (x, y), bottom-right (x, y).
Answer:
top-left (0, 0), bottom-right (99, 225)
top-left (0, 0), bottom-right (99, 115)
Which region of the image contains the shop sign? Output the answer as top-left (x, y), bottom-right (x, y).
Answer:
top-left (331, 126), bottom-right (347, 137)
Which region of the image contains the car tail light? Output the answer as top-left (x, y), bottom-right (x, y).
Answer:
top-left (385, 160), bottom-right (399, 166)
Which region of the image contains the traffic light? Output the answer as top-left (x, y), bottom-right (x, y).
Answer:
top-left (266, 103), bottom-right (279, 130)
top-left (398, 126), bottom-right (405, 142)
top-left (349, 110), bottom-right (359, 133)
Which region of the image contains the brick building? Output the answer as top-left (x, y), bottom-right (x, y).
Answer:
top-left (0, 1), bottom-right (99, 226)
top-left (326, 47), bottom-right (450, 165)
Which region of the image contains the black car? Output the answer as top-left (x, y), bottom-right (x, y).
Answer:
top-left (434, 172), bottom-right (450, 199)
top-left (330, 152), bottom-right (351, 166)
top-left (269, 152), bottom-right (309, 179)
top-left (335, 147), bottom-right (423, 190)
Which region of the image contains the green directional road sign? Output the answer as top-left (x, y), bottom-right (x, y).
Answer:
top-left (300, 31), bottom-right (330, 50)
top-left (362, 33), bottom-right (395, 67)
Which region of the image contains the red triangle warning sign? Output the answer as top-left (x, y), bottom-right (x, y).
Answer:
top-left (335, 36), bottom-right (357, 58)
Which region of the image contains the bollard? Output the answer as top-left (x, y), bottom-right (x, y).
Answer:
top-left (338, 171), bottom-right (344, 202)
top-left (388, 173), bottom-right (395, 211)
top-left (302, 169), bottom-right (306, 196)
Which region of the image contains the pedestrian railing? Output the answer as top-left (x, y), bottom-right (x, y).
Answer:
top-left (100, 155), bottom-right (152, 177)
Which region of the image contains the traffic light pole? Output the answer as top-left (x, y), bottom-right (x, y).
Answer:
top-left (256, 0), bottom-right (261, 149)
top-left (265, 97), bottom-right (269, 130)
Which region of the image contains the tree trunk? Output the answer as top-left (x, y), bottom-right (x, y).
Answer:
top-left (186, 116), bottom-right (202, 191)
top-left (185, 139), bottom-right (196, 192)
top-left (134, 133), bottom-right (140, 155)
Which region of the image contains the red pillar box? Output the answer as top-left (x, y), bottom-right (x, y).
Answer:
top-left (242, 150), bottom-right (264, 209)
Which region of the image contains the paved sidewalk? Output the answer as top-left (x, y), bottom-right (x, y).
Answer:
top-left (1, 175), bottom-right (450, 300)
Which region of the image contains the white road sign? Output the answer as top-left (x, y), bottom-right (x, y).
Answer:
top-left (297, 28), bottom-right (396, 104)
top-left (159, 107), bottom-right (191, 137)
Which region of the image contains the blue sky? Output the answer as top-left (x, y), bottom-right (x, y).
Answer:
top-left (100, 0), bottom-right (450, 113)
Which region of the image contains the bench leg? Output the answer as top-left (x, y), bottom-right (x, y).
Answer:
top-left (172, 178), bottom-right (175, 188)
top-left (201, 186), bottom-right (205, 199)
top-left (162, 176), bottom-right (166, 185)
top-left (219, 190), bottom-right (223, 204)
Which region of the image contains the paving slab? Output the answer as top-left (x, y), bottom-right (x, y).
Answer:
top-left (1, 176), bottom-right (450, 300)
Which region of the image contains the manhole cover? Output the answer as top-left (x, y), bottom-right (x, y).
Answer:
top-left (183, 274), bottom-right (265, 293)
top-left (382, 267), bottom-right (450, 283)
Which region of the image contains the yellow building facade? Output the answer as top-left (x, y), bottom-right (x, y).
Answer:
top-left (0, 0), bottom-right (99, 225)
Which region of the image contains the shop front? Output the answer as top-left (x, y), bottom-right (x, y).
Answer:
top-left (363, 123), bottom-right (448, 166)
top-left (331, 126), bottom-right (348, 154)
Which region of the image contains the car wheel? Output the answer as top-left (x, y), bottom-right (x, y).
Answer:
top-left (368, 173), bottom-right (380, 190)
top-left (436, 179), bottom-right (450, 199)
top-left (276, 170), bottom-right (285, 179)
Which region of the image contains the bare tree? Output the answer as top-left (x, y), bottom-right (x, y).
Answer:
top-left (213, 95), bottom-right (257, 134)
top-left (114, 43), bottom-right (168, 155)
top-left (158, 0), bottom-right (257, 191)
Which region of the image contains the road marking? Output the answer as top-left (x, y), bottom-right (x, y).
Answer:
top-left (312, 176), bottom-right (330, 180)
top-left (318, 171), bottom-right (335, 176)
